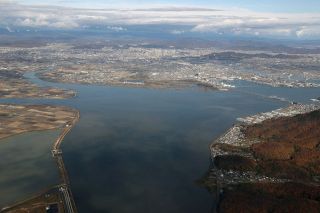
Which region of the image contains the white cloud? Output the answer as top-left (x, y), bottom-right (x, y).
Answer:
top-left (0, 0), bottom-right (13, 3)
top-left (190, 12), bottom-right (320, 38)
top-left (296, 26), bottom-right (320, 38)
top-left (6, 26), bottom-right (14, 32)
top-left (170, 30), bottom-right (185, 35)
top-left (0, 2), bottom-right (319, 39)
top-left (107, 26), bottom-right (127, 32)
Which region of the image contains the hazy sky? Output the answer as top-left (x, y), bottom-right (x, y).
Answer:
top-left (1, 0), bottom-right (319, 39)
top-left (16, 0), bottom-right (320, 13)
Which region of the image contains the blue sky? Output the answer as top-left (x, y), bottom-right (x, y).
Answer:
top-left (17, 0), bottom-right (320, 13)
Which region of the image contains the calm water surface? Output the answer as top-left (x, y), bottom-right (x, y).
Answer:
top-left (1, 73), bottom-right (319, 212)
top-left (0, 130), bottom-right (61, 207)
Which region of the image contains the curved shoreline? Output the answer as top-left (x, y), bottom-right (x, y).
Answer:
top-left (1, 109), bottom-right (80, 213)
top-left (206, 103), bottom-right (320, 212)
top-left (53, 110), bottom-right (80, 151)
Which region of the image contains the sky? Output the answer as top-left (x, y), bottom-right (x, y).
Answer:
top-left (1, 0), bottom-right (320, 39)
top-left (15, 0), bottom-right (320, 13)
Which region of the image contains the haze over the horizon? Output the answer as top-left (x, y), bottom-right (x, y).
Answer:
top-left (1, 0), bottom-right (320, 40)
top-left (14, 0), bottom-right (320, 13)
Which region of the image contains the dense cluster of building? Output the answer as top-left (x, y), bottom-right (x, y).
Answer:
top-left (237, 103), bottom-right (320, 124)
top-left (1, 43), bottom-right (320, 90)
top-left (211, 103), bottom-right (320, 158)
top-left (209, 103), bottom-right (320, 186)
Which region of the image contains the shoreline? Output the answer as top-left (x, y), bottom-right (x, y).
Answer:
top-left (0, 108), bottom-right (80, 213)
top-left (206, 103), bottom-right (320, 212)
top-left (53, 110), bottom-right (80, 151)
top-left (52, 110), bottom-right (80, 213)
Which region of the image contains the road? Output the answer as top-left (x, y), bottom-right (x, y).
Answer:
top-left (52, 110), bottom-right (80, 213)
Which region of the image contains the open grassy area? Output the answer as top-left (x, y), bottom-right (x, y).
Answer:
top-left (0, 104), bottom-right (78, 140)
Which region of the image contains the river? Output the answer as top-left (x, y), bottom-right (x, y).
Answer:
top-left (0, 72), bottom-right (319, 212)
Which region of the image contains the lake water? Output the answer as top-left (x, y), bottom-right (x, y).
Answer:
top-left (1, 73), bottom-right (319, 212)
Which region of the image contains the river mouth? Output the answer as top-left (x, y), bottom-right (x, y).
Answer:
top-left (1, 72), bottom-right (320, 212)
